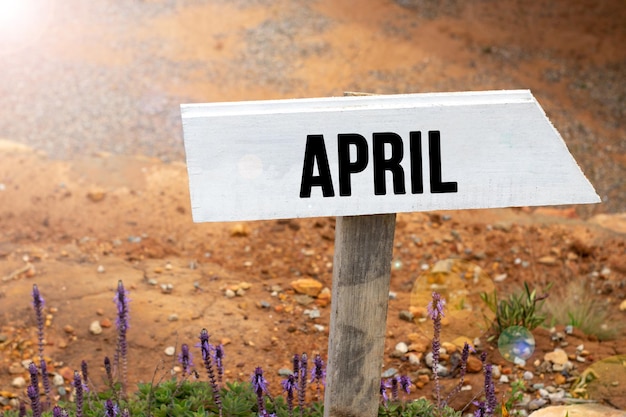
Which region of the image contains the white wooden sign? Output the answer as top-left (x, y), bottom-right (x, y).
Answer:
top-left (182, 90), bottom-right (599, 222)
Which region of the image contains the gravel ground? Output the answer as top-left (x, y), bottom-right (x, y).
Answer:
top-left (0, 0), bottom-right (624, 213)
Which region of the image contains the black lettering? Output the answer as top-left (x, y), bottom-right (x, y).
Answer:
top-left (373, 132), bottom-right (406, 195)
top-left (410, 131), bottom-right (424, 194)
top-left (428, 131), bottom-right (458, 193)
top-left (300, 135), bottom-right (335, 198)
top-left (338, 134), bottom-right (368, 196)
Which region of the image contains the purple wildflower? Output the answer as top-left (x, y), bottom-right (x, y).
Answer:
top-left (281, 374), bottom-right (297, 417)
top-left (114, 280), bottom-right (130, 394)
top-left (427, 291), bottom-right (446, 320)
top-left (483, 363), bottom-right (496, 415)
top-left (214, 344), bottom-right (224, 383)
top-left (52, 406), bottom-right (68, 417)
top-left (40, 359), bottom-right (51, 406)
top-left (390, 376), bottom-right (399, 401)
top-left (104, 399), bottom-right (119, 417)
top-left (251, 367), bottom-right (270, 416)
top-left (19, 400), bottom-right (26, 417)
top-left (104, 356), bottom-right (114, 391)
top-left (310, 354), bottom-right (325, 401)
top-left (178, 343), bottom-right (193, 377)
top-left (292, 354), bottom-right (300, 385)
top-left (27, 385), bottom-right (42, 417)
top-left (400, 375), bottom-right (411, 395)
top-left (199, 329), bottom-right (222, 417)
top-left (298, 353), bottom-right (308, 415)
top-left (379, 378), bottom-right (391, 406)
top-left (81, 360), bottom-right (89, 392)
top-left (31, 285), bottom-right (45, 361)
top-left (428, 292), bottom-right (445, 410)
top-left (28, 362), bottom-right (39, 389)
top-left (73, 371), bottom-right (84, 417)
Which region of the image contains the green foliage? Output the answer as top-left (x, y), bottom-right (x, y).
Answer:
top-left (480, 282), bottom-right (551, 337)
top-left (541, 280), bottom-right (621, 341)
top-left (500, 379), bottom-right (526, 416)
top-left (380, 398), bottom-right (460, 417)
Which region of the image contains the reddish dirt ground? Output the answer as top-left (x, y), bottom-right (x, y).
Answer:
top-left (1, 0), bottom-right (625, 414)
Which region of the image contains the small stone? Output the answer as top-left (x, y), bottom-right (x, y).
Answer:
top-left (236, 288), bottom-right (246, 296)
top-left (313, 324), bottom-right (325, 332)
top-left (147, 278), bottom-right (158, 286)
top-left (89, 320), bottom-right (102, 335)
top-left (278, 368), bottom-right (293, 377)
top-left (544, 349), bottom-right (568, 365)
top-left (619, 299), bottom-right (626, 312)
top-left (87, 188), bottom-right (106, 202)
top-left (290, 278), bottom-right (323, 297)
top-left (52, 374), bottom-right (64, 386)
top-left (492, 365), bottom-right (501, 378)
top-left (528, 398), bottom-right (548, 411)
top-left (499, 375), bottom-right (509, 384)
top-left (381, 368), bottom-right (398, 378)
top-left (553, 373), bottom-right (566, 385)
top-left (63, 325), bottom-right (75, 334)
top-left (388, 291), bottom-right (397, 299)
top-left (434, 364), bottom-right (449, 376)
top-left (600, 266), bottom-right (611, 278)
top-left (100, 318), bottom-right (112, 328)
top-left (259, 301), bottom-right (271, 309)
top-left (160, 283), bottom-right (173, 294)
top-left (399, 310), bottom-right (414, 322)
top-left (460, 384), bottom-right (472, 391)
top-left (408, 353), bottom-right (421, 366)
top-left (164, 346), bottom-right (176, 356)
top-left (538, 256), bottom-right (558, 266)
top-left (224, 289), bottom-right (235, 298)
top-left (303, 308), bottom-right (320, 319)
top-left (11, 377), bottom-right (26, 388)
top-left (395, 342), bottom-right (409, 354)
top-left (523, 371), bottom-right (534, 380)
top-left (441, 342), bottom-right (457, 353)
top-left (514, 356), bottom-right (526, 367)
top-left (167, 314), bottom-right (179, 322)
top-left (97, 265), bottom-right (105, 273)
top-left (466, 355), bottom-right (483, 373)
top-left (494, 273), bottom-right (508, 282)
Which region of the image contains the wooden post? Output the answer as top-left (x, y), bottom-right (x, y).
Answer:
top-left (324, 214), bottom-right (396, 417)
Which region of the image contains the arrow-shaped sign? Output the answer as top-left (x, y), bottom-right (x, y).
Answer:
top-left (182, 90), bottom-right (599, 222)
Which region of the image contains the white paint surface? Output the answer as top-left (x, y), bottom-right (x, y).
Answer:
top-left (181, 90), bottom-right (599, 222)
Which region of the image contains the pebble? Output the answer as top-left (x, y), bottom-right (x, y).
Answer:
top-left (395, 342), bottom-right (409, 354)
top-left (408, 353), bottom-right (421, 366)
top-left (514, 356), bottom-right (526, 367)
top-left (499, 375), bottom-right (509, 384)
top-left (528, 398), bottom-right (548, 411)
top-left (381, 368), bottom-right (397, 378)
top-left (619, 299), bottom-right (626, 311)
top-left (528, 404), bottom-right (626, 417)
top-left (388, 291), bottom-right (397, 299)
top-left (544, 349), bottom-right (568, 365)
top-left (290, 278), bottom-right (323, 297)
top-left (147, 278), bottom-right (158, 286)
top-left (224, 289), bottom-right (236, 298)
top-left (303, 308), bottom-right (320, 319)
top-left (278, 368), bottom-right (293, 377)
top-left (89, 320), bottom-right (102, 335)
top-left (160, 283), bottom-right (173, 294)
top-left (523, 371), bottom-right (534, 380)
top-left (313, 324), bottom-right (325, 332)
top-left (466, 355), bottom-right (483, 373)
top-left (52, 374), bottom-right (64, 386)
top-left (11, 377), bottom-right (26, 388)
top-left (167, 314), bottom-right (179, 322)
top-left (97, 265), bottom-right (105, 273)
top-left (399, 310), bottom-right (414, 322)
top-left (164, 346), bottom-right (175, 356)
